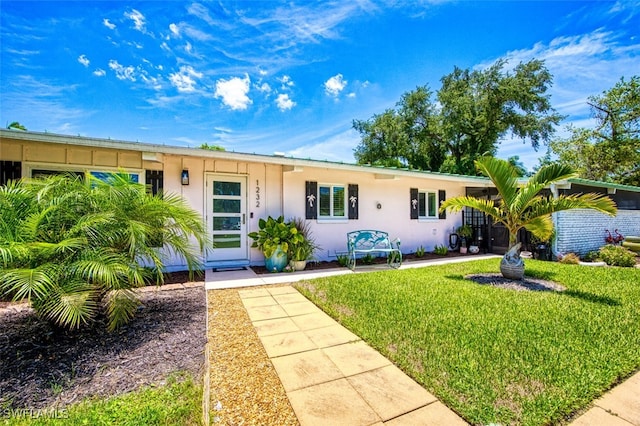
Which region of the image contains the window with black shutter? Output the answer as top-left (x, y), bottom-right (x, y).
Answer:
top-left (438, 190), bottom-right (447, 219)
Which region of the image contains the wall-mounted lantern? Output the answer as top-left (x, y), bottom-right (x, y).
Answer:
top-left (181, 169), bottom-right (189, 185)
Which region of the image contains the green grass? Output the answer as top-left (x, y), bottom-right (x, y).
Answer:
top-left (2, 372), bottom-right (202, 426)
top-left (294, 259), bottom-right (640, 426)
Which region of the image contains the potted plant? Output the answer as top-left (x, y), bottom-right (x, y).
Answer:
top-left (457, 224), bottom-right (473, 254)
top-left (287, 217), bottom-right (320, 271)
top-left (248, 216), bottom-right (303, 272)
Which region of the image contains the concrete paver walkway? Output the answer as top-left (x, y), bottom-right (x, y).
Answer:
top-left (237, 285), bottom-right (467, 425)
top-left (206, 257), bottom-right (640, 425)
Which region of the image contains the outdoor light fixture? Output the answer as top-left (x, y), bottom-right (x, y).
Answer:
top-left (181, 169), bottom-right (189, 185)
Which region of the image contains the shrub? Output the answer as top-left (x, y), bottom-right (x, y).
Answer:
top-left (599, 245), bottom-right (637, 267)
top-left (415, 246), bottom-right (426, 257)
top-left (361, 253), bottom-right (375, 265)
top-left (433, 245), bottom-right (448, 256)
top-left (559, 253), bottom-right (580, 264)
top-left (582, 251), bottom-right (601, 262)
top-left (0, 172), bottom-right (207, 331)
top-left (336, 253), bottom-right (350, 267)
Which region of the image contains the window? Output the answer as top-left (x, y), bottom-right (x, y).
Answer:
top-left (318, 184), bottom-right (346, 218)
top-left (418, 190), bottom-right (438, 219)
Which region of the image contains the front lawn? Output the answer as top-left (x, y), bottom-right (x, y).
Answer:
top-left (294, 258), bottom-right (640, 426)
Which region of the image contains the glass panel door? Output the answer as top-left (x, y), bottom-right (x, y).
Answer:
top-left (206, 175), bottom-right (247, 262)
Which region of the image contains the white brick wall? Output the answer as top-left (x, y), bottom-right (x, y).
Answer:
top-left (554, 210), bottom-right (640, 255)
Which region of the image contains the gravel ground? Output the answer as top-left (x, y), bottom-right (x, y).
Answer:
top-left (207, 288), bottom-right (298, 425)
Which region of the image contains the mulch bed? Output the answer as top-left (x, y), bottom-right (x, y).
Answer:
top-left (466, 273), bottom-right (566, 292)
top-left (0, 285), bottom-right (206, 410)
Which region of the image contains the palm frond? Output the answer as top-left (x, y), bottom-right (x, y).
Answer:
top-left (474, 157), bottom-right (519, 207)
top-left (521, 215), bottom-right (555, 242)
top-left (104, 289), bottom-right (141, 331)
top-left (38, 281), bottom-right (100, 329)
top-left (0, 265), bottom-right (57, 301)
top-left (530, 163), bottom-right (576, 186)
top-left (440, 196), bottom-right (505, 224)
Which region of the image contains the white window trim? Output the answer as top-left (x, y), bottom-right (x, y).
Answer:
top-left (418, 189), bottom-right (438, 220)
top-left (318, 183), bottom-right (347, 219)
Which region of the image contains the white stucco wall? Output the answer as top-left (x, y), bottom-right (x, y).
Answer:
top-left (283, 166), bottom-right (466, 262)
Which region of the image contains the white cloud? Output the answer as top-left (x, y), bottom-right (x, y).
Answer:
top-left (103, 18), bottom-right (116, 30)
top-left (77, 54), bottom-right (90, 67)
top-left (276, 93), bottom-right (295, 111)
top-left (188, 3), bottom-right (216, 26)
top-left (182, 24), bottom-right (213, 41)
top-left (324, 73), bottom-right (347, 97)
top-left (124, 9), bottom-right (146, 32)
top-left (93, 68), bottom-right (106, 77)
top-left (185, 42), bottom-right (193, 53)
top-left (257, 82), bottom-right (272, 93)
top-left (160, 42), bottom-right (171, 52)
top-left (169, 23), bottom-right (180, 37)
top-left (214, 74), bottom-right (252, 110)
top-left (169, 65), bottom-right (203, 92)
top-left (141, 74), bottom-right (163, 91)
top-left (279, 75), bottom-right (294, 88)
top-left (347, 92), bottom-right (356, 98)
top-left (108, 60), bottom-right (136, 81)
top-left (287, 128), bottom-right (359, 163)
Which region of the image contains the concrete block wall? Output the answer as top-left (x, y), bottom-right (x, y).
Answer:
top-left (555, 209), bottom-right (640, 255)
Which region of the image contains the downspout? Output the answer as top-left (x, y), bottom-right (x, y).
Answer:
top-left (550, 183), bottom-right (561, 258)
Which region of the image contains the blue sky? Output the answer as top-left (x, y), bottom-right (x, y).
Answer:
top-left (1, 1), bottom-right (639, 172)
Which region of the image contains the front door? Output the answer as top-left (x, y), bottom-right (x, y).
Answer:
top-left (206, 175), bottom-right (247, 262)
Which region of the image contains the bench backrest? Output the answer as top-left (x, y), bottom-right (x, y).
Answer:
top-left (348, 230), bottom-right (391, 251)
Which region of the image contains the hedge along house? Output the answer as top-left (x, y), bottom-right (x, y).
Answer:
top-left (1, 129), bottom-right (639, 270)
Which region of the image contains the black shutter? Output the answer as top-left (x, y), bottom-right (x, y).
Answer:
top-left (410, 188), bottom-right (419, 219)
top-left (145, 170), bottom-right (164, 196)
top-left (0, 161), bottom-right (22, 186)
top-left (348, 184), bottom-right (358, 220)
top-left (438, 190), bottom-right (446, 219)
top-left (305, 181), bottom-right (317, 219)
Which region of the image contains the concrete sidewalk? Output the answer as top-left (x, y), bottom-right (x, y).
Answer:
top-left (205, 257), bottom-right (640, 425)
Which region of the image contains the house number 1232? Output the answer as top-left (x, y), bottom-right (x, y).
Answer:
top-left (255, 180), bottom-right (260, 208)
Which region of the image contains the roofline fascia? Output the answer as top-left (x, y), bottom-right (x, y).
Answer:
top-left (0, 129), bottom-right (492, 185)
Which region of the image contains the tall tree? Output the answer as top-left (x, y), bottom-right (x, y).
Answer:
top-left (551, 76), bottom-right (640, 186)
top-left (6, 121), bottom-right (27, 131)
top-left (353, 59), bottom-right (564, 175)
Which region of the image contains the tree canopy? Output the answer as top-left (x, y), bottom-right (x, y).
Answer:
top-left (550, 76), bottom-right (640, 186)
top-left (353, 59), bottom-right (564, 175)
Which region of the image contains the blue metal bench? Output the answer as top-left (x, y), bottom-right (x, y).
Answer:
top-left (347, 230), bottom-right (402, 270)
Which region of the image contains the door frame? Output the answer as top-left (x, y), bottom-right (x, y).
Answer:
top-left (205, 173), bottom-right (249, 264)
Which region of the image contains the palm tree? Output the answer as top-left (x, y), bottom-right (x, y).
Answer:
top-left (440, 157), bottom-right (617, 278)
top-left (0, 172), bottom-right (208, 330)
